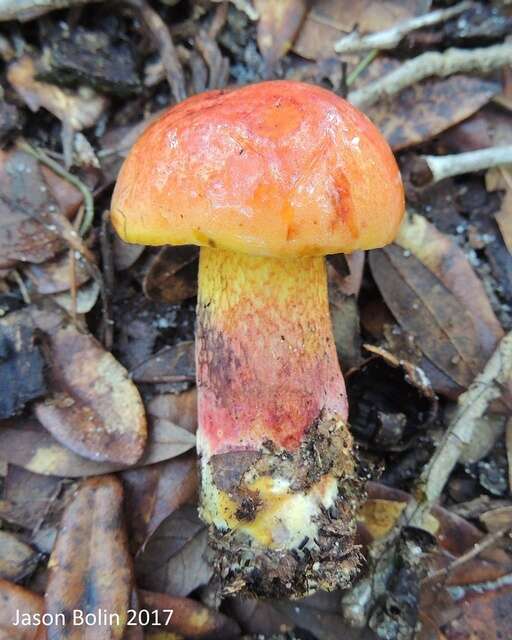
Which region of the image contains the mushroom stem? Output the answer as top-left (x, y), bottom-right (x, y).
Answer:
top-left (196, 247), bottom-right (360, 597)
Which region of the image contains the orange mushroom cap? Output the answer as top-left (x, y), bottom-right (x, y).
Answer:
top-left (111, 80), bottom-right (404, 257)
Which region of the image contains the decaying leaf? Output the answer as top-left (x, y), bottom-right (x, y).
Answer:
top-left (328, 252), bottom-right (365, 371)
top-left (0, 531), bottom-right (37, 582)
top-left (0, 579), bottom-right (43, 640)
top-left (143, 245), bottom-right (198, 304)
top-left (0, 417), bottom-right (195, 477)
top-left (113, 234), bottom-right (145, 271)
top-left (347, 344), bottom-right (437, 449)
top-left (121, 452), bottom-right (198, 552)
top-left (255, 0), bottom-right (307, 66)
top-left (486, 166), bottom-right (512, 255)
top-left (44, 476), bottom-right (132, 640)
top-left (31, 307), bottom-right (147, 464)
top-left (25, 250), bottom-right (89, 294)
top-left (0, 149), bottom-right (82, 268)
top-left (367, 74), bottom-right (500, 150)
top-left (370, 213), bottom-right (505, 398)
top-left (147, 388), bottom-right (198, 434)
top-left (0, 310), bottom-right (46, 419)
top-left (0, 465), bottom-right (62, 530)
top-left (139, 590), bottom-right (240, 639)
top-left (441, 584), bottom-right (512, 639)
top-left (130, 340), bottom-right (195, 384)
top-left (7, 55), bottom-right (108, 131)
top-left (135, 505), bottom-right (212, 597)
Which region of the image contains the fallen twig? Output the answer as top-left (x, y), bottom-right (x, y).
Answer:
top-left (17, 141), bottom-right (95, 236)
top-left (412, 146), bottom-right (512, 186)
top-left (422, 525), bottom-right (512, 585)
top-left (99, 210), bottom-right (114, 351)
top-left (335, 1), bottom-right (473, 54)
top-left (342, 330), bottom-right (512, 627)
top-left (126, 0), bottom-right (187, 103)
top-left (348, 42), bottom-right (512, 110)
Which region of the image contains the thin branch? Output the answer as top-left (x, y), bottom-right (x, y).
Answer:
top-left (423, 525), bottom-right (512, 585)
top-left (342, 330), bottom-right (512, 627)
top-left (412, 146), bottom-right (512, 186)
top-left (348, 42), bottom-right (512, 110)
top-left (17, 141), bottom-right (95, 236)
top-left (335, 1), bottom-right (473, 53)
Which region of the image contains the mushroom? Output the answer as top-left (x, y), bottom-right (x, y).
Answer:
top-left (110, 81), bottom-right (404, 597)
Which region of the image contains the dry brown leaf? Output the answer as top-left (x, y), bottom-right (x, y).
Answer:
top-left (0, 579), bottom-right (43, 640)
top-left (139, 590), bottom-right (240, 639)
top-left (52, 279), bottom-right (100, 314)
top-left (255, 0), bottom-right (307, 66)
top-left (147, 388), bottom-right (198, 434)
top-left (486, 166), bottom-right (512, 255)
top-left (7, 55), bottom-right (108, 131)
top-left (293, 0), bottom-right (431, 60)
top-left (0, 149), bottom-right (82, 268)
top-left (44, 476), bottom-right (131, 640)
top-left (367, 75), bottom-right (500, 150)
top-left (0, 417), bottom-right (195, 477)
top-left (0, 466), bottom-right (62, 530)
top-left (328, 252), bottom-right (365, 371)
top-left (0, 531), bottom-right (37, 582)
top-left (25, 251), bottom-right (90, 294)
top-left (0, 309), bottom-right (47, 419)
top-left (135, 505), bottom-right (212, 597)
top-left (121, 452), bottom-right (198, 552)
top-left (31, 308), bottom-right (147, 464)
top-left (440, 585), bottom-right (512, 640)
top-left (131, 341), bottom-right (195, 385)
top-left (112, 234), bottom-right (145, 271)
top-left (370, 213), bottom-right (505, 398)
top-left (143, 246), bottom-right (198, 304)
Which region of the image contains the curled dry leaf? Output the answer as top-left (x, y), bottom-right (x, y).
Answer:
top-left (135, 505), bottom-right (212, 597)
top-left (0, 149), bottom-right (82, 268)
top-left (347, 344), bottom-right (437, 449)
top-left (0, 531), bottom-right (37, 582)
top-left (121, 451), bottom-right (198, 552)
top-left (131, 341), bottom-right (196, 384)
top-left (367, 74), bottom-right (500, 150)
top-left (44, 475), bottom-right (131, 640)
top-left (254, 0), bottom-right (307, 66)
top-left (370, 213), bottom-right (505, 399)
top-left (31, 307), bottom-right (147, 464)
top-left (7, 55), bottom-right (108, 131)
top-left (0, 578), bottom-right (43, 640)
top-left (139, 590), bottom-right (240, 639)
top-left (143, 245), bottom-right (198, 304)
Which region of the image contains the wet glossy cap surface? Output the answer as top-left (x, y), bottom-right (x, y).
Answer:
top-left (111, 81), bottom-right (404, 257)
